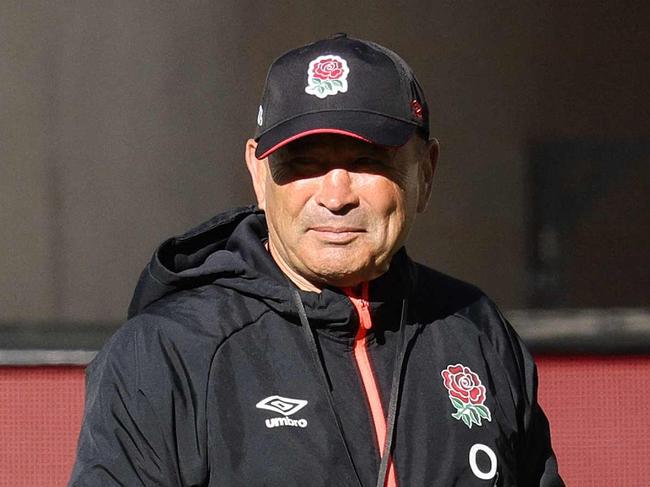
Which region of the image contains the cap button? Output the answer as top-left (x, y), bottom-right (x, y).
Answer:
top-left (330, 32), bottom-right (348, 39)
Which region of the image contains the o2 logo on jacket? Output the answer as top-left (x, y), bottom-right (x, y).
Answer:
top-left (256, 395), bottom-right (309, 429)
top-left (469, 443), bottom-right (498, 481)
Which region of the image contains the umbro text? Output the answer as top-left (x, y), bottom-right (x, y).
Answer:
top-left (265, 417), bottom-right (308, 428)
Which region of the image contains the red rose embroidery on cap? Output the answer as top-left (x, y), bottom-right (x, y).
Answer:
top-left (305, 55), bottom-right (350, 99)
top-left (441, 364), bottom-right (492, 428)
top-left (312, 58), bottom-right (345, 80)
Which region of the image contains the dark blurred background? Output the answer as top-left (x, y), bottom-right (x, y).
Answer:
top-left (1, 1), bottom-right (648, 328)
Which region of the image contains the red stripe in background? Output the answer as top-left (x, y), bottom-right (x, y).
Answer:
top-left (0, 366), bottom-right (85, 486)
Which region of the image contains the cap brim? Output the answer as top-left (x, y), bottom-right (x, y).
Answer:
top-left (254, 111), bottom-right (417, 159)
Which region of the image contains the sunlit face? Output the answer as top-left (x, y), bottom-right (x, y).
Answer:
top-left (245, 133), bottom-right (436, 291)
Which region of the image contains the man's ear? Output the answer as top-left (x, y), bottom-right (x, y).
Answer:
top-left (245, 139), bottom-right (268, 210)
top-left (417, 138), bottom-right (439, 213)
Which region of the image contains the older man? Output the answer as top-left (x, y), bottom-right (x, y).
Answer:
top-left (69, 34), bottom-right (563, 486)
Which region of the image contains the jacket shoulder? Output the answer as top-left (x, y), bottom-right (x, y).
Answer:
top-left (89, 283), bottom-right (269, 392)
top-left (74, 302), bottom-right (216, 485)
top-left (410, 263), bottom-right (485, 318)
top-left (411, 264), bottom-right (562, 485)
top-left (411, 262), bottom-right (528, 382)
top-left (131, 283), bottom-right (269, 345)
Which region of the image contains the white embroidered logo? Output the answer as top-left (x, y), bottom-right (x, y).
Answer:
top-left (305, 55), bottom-right (349, 99)
top-left (469, 443), bottom-right (498, 480)
top-left (256, 395), bottom-right (309, 428)
top-left (257, 105), bottom-right (264, 126)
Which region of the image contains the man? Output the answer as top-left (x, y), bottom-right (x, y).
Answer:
top-left (70, 34), bottom-right (563, 486)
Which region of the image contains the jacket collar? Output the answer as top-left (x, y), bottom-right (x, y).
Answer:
top-left (130, 206), bottom-right (413, 343)
top-left (227, 212), bottom-right (412, 342)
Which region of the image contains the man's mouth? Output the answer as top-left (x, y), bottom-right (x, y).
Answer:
top-left (308, 226), bottom-right (365, 243)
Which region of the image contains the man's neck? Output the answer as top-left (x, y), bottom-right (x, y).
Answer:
top-left (265, 239), bottom-right (323, 293)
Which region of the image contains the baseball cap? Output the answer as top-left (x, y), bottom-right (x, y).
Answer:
top-left (253, 33), bottom-right (429, 159)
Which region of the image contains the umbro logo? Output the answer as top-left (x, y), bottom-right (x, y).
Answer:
top-left (256, 395), bottom-right (307, 416)
top-left (256, 395), bottom-right (309, 429)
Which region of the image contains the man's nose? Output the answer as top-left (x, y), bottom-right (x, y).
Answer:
top-left (315, 168), bottom-right (359, 212)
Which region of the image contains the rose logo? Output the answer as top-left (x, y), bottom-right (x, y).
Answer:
top-left (441, 364), bottom-right (492, 428)
top-left (305, 55), bottom-right (349, 99)
top-left (312, 58), bottom-right (344, 80)
top-left (410, 99), bottom-right (424, 121)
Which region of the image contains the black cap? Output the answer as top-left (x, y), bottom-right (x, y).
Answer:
top-left (254, 34), bottom-right (429, 159)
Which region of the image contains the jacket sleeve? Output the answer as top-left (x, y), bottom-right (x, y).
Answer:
top-left (516, 336), bottom-right (565, 487)
top-left (479, 297), bottom-right (565, 487)
top-left (474, 297), bottom-right (564, 486)
top-left (68, 319), bottom-right (208, 486)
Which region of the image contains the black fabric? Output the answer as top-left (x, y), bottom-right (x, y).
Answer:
top-left (375, 298), bottom-right (408, 487)
top-left (291, 288), bottom-right (363, 487)
top-left (255, 111), bottom-right (417, 159)
top-left (254, 34), bottom-right (429, 159)
top-left (69, 206), bottom-right (564, 486)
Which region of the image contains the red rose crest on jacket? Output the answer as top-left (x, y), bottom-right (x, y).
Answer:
top-left (441, 363), bottom-right (493, 428)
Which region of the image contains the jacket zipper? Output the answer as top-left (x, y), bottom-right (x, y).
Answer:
top-left (346, 283), bottom-right (398, 487)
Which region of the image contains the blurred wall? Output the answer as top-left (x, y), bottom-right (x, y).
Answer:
top-left (1, 1), bottom-right (647, 323)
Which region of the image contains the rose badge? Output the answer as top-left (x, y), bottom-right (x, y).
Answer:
top-left (441, 364), bottom-right (492, 429)
top-left (305, 55), bottom-right (350, 99)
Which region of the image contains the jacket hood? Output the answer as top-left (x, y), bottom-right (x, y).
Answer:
top-left (128, 205), bottom-right (413, 339)
top-left (128, 206), bottom-right (272, 318)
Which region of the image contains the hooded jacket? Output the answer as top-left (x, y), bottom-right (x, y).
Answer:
top-left (69, 206), bottom-right (563, 487)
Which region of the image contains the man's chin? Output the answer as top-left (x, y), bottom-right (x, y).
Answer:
top-left (304, 260), bottom-right (390, 289)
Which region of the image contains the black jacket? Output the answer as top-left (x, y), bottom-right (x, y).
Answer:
top-left (69, 206), bottom-right (563, 486)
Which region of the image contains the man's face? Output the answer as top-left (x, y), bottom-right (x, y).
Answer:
top-left (245, 133), bottom-right (436, 291)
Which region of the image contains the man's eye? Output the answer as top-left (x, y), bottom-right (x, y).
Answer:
top-left (285, 158), bottom-right (324, 177)
top-left (355, 157), bottom-right (378, 165)
top-left (290, 158), bottom-right (318, 167)
top-left (352, 157), bottom-right (386, 171)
